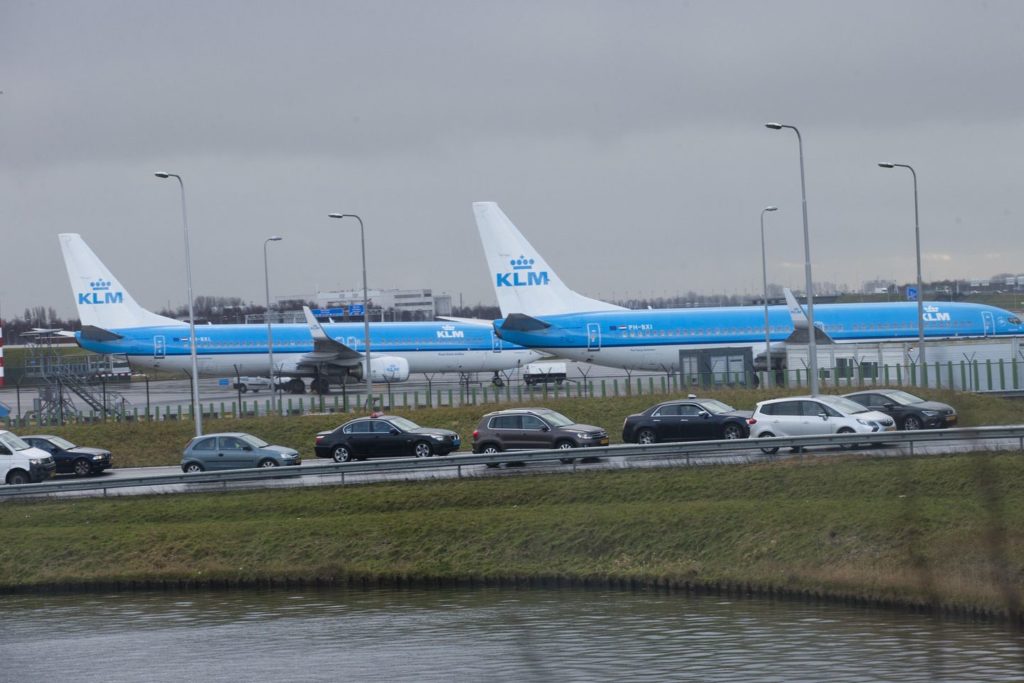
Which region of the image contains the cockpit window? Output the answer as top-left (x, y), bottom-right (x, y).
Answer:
top-left (1009, 316), bottom-right (1021, 325)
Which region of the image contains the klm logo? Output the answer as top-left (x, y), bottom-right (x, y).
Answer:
top-left (78, 279), bottom-right (124, 305)
top-left (922, 305), bottom-right (950, 322)
top-left (496, 256), bottom-right (550, 288)
top-left (437, 324), bottom-right (465, 339)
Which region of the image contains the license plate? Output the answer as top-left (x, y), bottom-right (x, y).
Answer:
top-left (600, 438), bottom-right (609, 446)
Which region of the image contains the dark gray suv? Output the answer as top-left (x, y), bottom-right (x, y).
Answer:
top-left (471, 407), bottom-right (608, 463)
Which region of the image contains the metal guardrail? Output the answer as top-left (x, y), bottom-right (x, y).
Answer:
top-left (2, 425), bottom-right (1023, 500)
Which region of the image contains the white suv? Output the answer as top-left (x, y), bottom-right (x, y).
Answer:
top-left (749, 395), bottom-right (896, 454)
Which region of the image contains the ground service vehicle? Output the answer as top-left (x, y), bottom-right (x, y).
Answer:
top-left (315, 415), bottom-right (461, 462)
top-left (181, 433), bottom-right (301, 472)
top-left (22, 435), bottom-right (112, 476)
top-left (842, 389), bottom-right (957, 430)
top-left (522, 362), bottom-right (568, 386)
top-left (231, 376), bottom-right (275, 393)
top-left (472, 407), bottom-right (608, 463)
top-left (622, 397), bottom-right (751, 444)
top-left (749, 395), bottom-right (895, 454)
top-left (0, 430), bottom-right (56, 484)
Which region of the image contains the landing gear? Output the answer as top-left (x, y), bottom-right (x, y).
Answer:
top-left (284, 378), bottom-right (306, 395)
top-left (310, 377), bottom-right (331, 395)
top-left (491, 372), bottom-right (505, 388)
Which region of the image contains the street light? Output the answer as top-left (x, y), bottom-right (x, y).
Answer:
top-left (878, 162), bottom-right (926, 374)
top-left (154, 171), bottom-right (202, 436)
top-left (264, 236), bottom-right (283, 412)
top-left (760, 206), bottom-right (778, 388)
top-left (766, 122), bottom-right (819, 394)
top-left (328, 213), bottom-right (373, 410)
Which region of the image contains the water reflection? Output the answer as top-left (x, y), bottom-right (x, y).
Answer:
top-left (1, 587), bottom-right (1022, 682)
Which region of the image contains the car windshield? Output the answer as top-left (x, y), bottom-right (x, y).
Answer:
top-left (389, 416), bottom-right (422, 432)
top-left (819, 396), bottom-right (871, 415)
top-left (539, 411), bottom-right (575, 427)
top-left (699, 399), bottom-right (735, 414)
top-left (238, 434), bottom-right (270, 448)
top-left (47, 436), bottom-right (77, 450)
top-left (882, 390), bottom-right (924, 406)
top-left (0, 432), bottom-right (31, 452)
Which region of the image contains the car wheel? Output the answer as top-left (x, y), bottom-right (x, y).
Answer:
top-left (903, 415), bottom-right (923, 431)
top-left (332, 445), bottom-right (353, 463)
top-left (257, 458), bottom-right (278, 468)
top-left (837, 427), bottom-right (857, 450)
top-left (6, 469), bottom-right (30, 485)
top-left (183, 462), bottom-right (204, 473)
top-left (759, 433), bottom-right (779, 455)
top-left (637, 429), bottom-right (657, 445)
top-left (555, 440), bottom-right (576, 450)
top-left (73, 458), bottom-right (93, 477)
top-left (414, 441), bottom-right (433, 458)
top-left (722, 423), bottom-right (744, 440)
top-left (238, 384), bottom-right (248, 393)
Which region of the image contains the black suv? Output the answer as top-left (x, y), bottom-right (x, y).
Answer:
top-left (471, 407), bottom-right (608, 463)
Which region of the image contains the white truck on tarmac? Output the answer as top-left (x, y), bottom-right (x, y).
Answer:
top-left (0, 430), bottom-right (56, 485)
top-left (522, 361), bottom-right (568, 386)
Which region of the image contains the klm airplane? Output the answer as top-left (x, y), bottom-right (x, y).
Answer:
top-left (473, 202), bottom-right (1024, 373)
top-left (59, 233), bottom-right (544, 392)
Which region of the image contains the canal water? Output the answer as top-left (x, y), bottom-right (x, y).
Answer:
top-left (1, 587), bottom-right (1021, 682)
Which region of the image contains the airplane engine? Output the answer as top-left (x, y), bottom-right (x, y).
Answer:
top-left (368, 356), bottom-right (411, 382)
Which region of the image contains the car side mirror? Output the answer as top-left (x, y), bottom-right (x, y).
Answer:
top-left (883, 403), bottom-right (897, 410)
top-left (541, 426), bottom-right (549, 432)
top-left (390, 428), bottom-right (400, 435)
top-left (699, 411), bottom-right (710, 419)
top-left (243, 446), bottom-right (253, 451)
top-left (819, 412), bottom-right (829, 420)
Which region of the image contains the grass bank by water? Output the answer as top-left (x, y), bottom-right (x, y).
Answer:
top-left (2, 452), bottom-right (1023, 619)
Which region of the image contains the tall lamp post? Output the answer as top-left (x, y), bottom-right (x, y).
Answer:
top-left (766, 122), bottom-right (819, 395)
top-left (328, 213), bottom-right (373, 410)
top-left (760, 206), bottom-right (778, 388)
top-left (154, 171), bottom-right (202, 436)
top-left (878, 162), bottom-right (926, 373)
top-left (264, 236), bottom-right (283, 412)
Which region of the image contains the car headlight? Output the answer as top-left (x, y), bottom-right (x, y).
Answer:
top-left (920, 410), bottom-right (938, 417)
top-left (855, 419), bottom-right (875, 427)
top-left (430, 434), bottom-right (447, 441)
top-left (29, 457), bottom-right (44, 465)
top-left (92, 455), bottom-right (104, 460)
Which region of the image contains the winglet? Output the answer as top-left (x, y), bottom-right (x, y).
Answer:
top-left (783, 288), bottom-right (808, 328)
top-left (302, 306), bottom-right (330, 341)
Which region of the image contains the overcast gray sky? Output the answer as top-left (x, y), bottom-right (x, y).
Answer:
top-left (4, 0), bottom-right (1024, 320)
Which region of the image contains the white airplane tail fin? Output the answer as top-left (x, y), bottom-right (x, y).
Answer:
top-left (473, 202), bottom-right (625, 317)
top-left (59, 233), bottom-right (185, 329)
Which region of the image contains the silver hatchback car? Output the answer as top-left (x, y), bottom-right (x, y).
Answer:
top-left (181, 432), bottom-right (301, 472)
top-left (749, 395), bottom-right (895, 454)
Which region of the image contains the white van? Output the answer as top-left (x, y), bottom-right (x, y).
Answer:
top-left (0, 430), bottom-right (57, 485)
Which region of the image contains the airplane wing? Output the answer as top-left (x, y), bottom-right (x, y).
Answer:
top-left (436, 316), bottom-right (494, 327)
top-left (299, 306), bottom-right (364, 366)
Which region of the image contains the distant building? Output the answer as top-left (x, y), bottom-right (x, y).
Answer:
top-left (312, 288), bottom-right (452, 320)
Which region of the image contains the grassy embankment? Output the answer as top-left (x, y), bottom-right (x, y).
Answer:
top-left (1, 452), bottom-right (1023, 619)
top-left (3, 387), bottom-right (1023, 617)
top-left (19, 386), bottom-right (1024, 468)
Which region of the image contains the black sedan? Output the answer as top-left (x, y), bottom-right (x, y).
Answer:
top-left (315, 415), bottom-right (461, 462)
top-left (22, 435), bottom-right (112, 476)
top-left (622, 397), bottom-right (752, 444)
top-left (842, 389), bottom-right (957, 430)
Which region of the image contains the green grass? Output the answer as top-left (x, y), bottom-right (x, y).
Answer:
top-left (21, 387), bottom-right (1024, 468)
top-left (2, 453), bottom-right (1023, 616)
